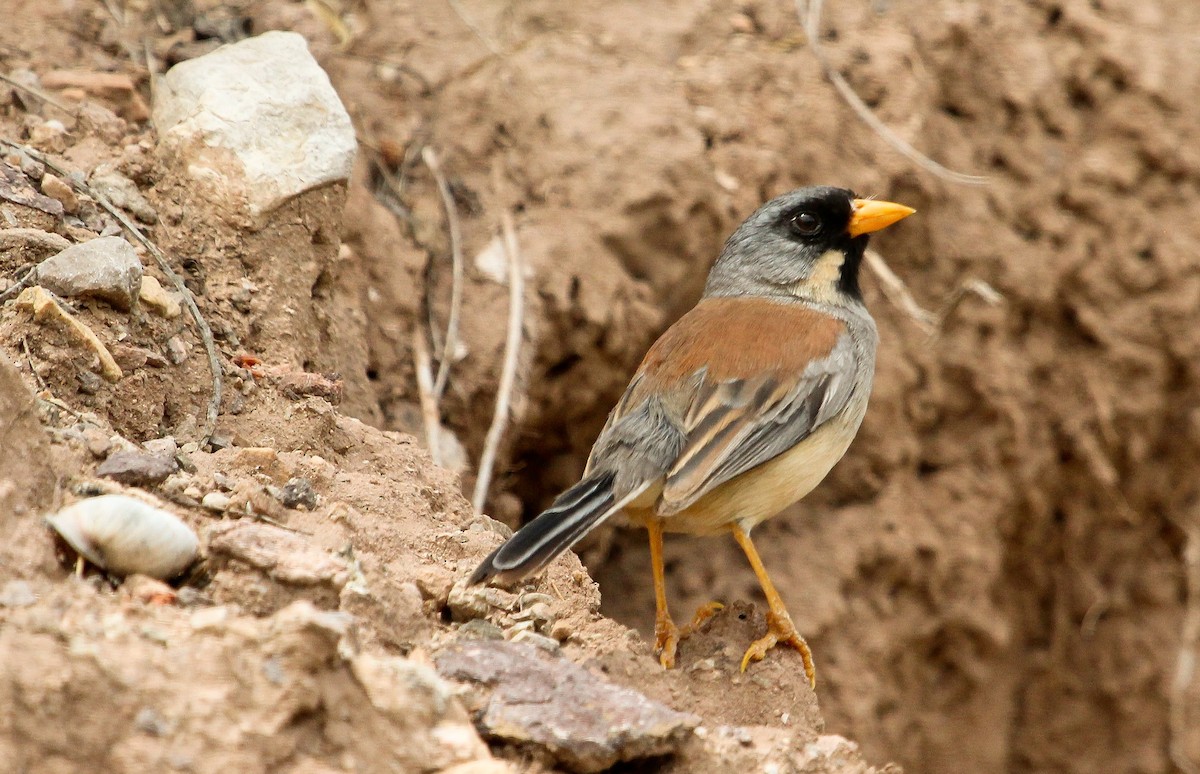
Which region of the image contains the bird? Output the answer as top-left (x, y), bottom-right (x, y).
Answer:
top-left (469, 186), bottom-right (914, 687)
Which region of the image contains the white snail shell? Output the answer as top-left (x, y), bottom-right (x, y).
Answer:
top-left (45, 495), bottom-right (199, 580)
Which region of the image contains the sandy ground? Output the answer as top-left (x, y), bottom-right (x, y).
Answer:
top-left (1, 0), bottom-right (1198, 772)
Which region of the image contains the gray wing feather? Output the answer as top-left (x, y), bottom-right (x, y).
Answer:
top-left (658, 333), bottom-right (859, 513)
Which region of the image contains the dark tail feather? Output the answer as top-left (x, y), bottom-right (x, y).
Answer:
top-left (469, 472), bottom-right (618, 585)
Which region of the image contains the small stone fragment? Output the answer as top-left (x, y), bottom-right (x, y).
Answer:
top-left (205, 520), bottom-right (348, 588)
top-left (457, 619), bottom-right (505, 641)
top-left (80, 427), bottom-right (112, 458)
top-left (139, 275), bottom-right (182, 318)
top-left (39, 173), bottom-right (78, 214)
top-left (143, 436), bottom-right (178, 456)
top-left (123, 574), bottom-right (179, 605)
top-left (14, 286), bottom-right (122, 382)
top-left (89, 163), bottom-right (158, 223)
top-left (277, 371), bottom-right (343, 404)
top-left (508, 630), bottom-right (560, 652)
top-left (166, 335), bottom-right (190, 364)
top-left (0, 580), bottom-right (37, 607)
top-left (201, 491), bottom-right (231, 512)
top-left (36, 235), bottom-right (143, 311)
top-left (435, 641), bottom-right (698, 773)
top-left (278, 477), bottom-right (318, 510)
top-left (97, 449), bottom-right (178, 487)
top-left (28, 119), bottom-right (67, 153)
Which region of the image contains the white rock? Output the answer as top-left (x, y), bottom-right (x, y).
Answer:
top-left (152, 31), bottom-right (357, 218)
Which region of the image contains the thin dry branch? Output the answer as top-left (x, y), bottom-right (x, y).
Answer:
top-left (420, 146), bottom-right (465, 401)
top-left (0, 73), bottom-right (74, 115)
top-left (0, 265), bottom-right (39, 305)
top-left (863, 248), bottom-right (936, 334)
top-left (446, 0), bottom-right (502, 56)
top-left (1169, 515), bottom-right (1200, 774)
top-left (795, 0), bottom-right (988, 186)
top-left (864, 248), bottom-right (1004, 336)
top-left (472, 210), bottom-right (524, 513)
top-left (0, 139), bottom-right (224, 445)
top-left (411, 328), bottom-right (444, 467)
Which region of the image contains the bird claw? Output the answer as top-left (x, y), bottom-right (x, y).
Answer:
top-left (654, 619), bottom-right (681, 669)
top-left (655, 601), bottom-right (725, 669)
top-left (739, 610), bottom-right (817, 689)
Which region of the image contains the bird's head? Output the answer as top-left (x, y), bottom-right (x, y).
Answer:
top-left (704, 186), bottom-right (914, 304)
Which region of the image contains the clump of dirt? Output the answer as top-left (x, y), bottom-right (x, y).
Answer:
top-left (3, 0), bottom-right (1200, 773)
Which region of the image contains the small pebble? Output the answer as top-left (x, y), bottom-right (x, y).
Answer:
top-left (278, 477), bottom-right (318, 510)
top-left (97, 449), bottom-right (178, 487)
top-left (510, 629), bottom-right (561, 652)
top-left (40, 173), bottom-right (78, 214)
top-left (0, 580), bottom-right (37, 607)
top-left (549, 620), bottom-right (574, 642)
top-left (143, 436), bottom-right (178, 456)
top-left (166, 336), bottom-right (190, 365)
top-left (201, 491), bottom-right (231, 512)
top-left (457, 619), bottom-right (504, 641)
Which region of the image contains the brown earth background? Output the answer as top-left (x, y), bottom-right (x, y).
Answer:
top-left (1, 0), bottom-right (1199, 772)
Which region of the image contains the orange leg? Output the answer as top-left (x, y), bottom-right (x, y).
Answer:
top-left (648, 519), bottom-right (680, 668)
top-left (731, 523), bottom-right (816, 688)
top-left (649, 521), bottom-right (725, 669)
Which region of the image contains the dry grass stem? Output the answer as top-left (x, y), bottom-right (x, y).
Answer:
top-left (865, 249), bottom-right (1004, 335)
top-left (864, 249), bottom-right (937, 334)
top-left (0, 266), bottom-right (39, 305)
top-left (795, 0), bottom-right (988, 186)
top-left (0, 73), bottom-right (74, 115)
top-left (472, 210), bottom-right (524, 513)
top-left (411, 328), bottom-right (444, 467)
top-left (447, 0), bottom-right (502, 56)
top-left (420, 146), bottom-right (465, 401)
top-left (1170, 516), bottom-right (1200, 774)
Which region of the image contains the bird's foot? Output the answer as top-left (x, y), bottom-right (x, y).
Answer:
top-left (656, 601), bottom-right (725, 669)
top-left (654, 616), bottom-right (681, 669)
top-left (740, 609), bottom-right (816, 688)
top-left (681, 600), bottom-right (725, 636)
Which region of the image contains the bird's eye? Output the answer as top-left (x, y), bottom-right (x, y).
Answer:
top-left (789, 211), bottom-right (821, 236)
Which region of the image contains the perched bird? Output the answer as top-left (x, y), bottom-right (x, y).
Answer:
top-left (470, 186), bottom-right (914, 687)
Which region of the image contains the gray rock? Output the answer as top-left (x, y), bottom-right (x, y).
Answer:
top-left (436, 640), bottom-right (699, 773)
top-left (278, 476), bottom-right (318, 510)
top-left (37, 236), bottom-right (143, 311)
top-left (96, 449), bottom-right (178, 487)
top-left (153, 31), bottom-right (356, 218)
top-left (89, 164), bottom-right (157, 223)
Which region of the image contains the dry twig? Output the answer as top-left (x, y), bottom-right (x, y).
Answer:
top-left (411, 328), bottom-right (444, 467)
top-left (446, 0), bottom-right (502, 56)
top-left (0, 139), bottom-right (225, 445)
top-left (0, 265), bottom-right (39, 305)
top-left (1170, 515), bottom-right (1200, 774)
top-left (0, 72), bottom-right (74, 115)
top-left (420, 146), bottom-right (465, 401)
top-left (795, 0), bottom-right (988, 186)
top-left (472, 210), bottom-right (524, 513)
top-left (863, 248), bottom-right (936, 334)
top-left (864, 248), bottom-right (1004, 335)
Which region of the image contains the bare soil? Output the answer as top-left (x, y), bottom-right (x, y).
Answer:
top-left (1, 0), bottom-right (1198, 773)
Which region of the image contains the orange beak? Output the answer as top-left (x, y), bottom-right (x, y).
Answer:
top-left (848, 199), bottom-right (916, 237)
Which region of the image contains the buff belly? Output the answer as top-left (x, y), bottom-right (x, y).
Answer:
top-left (625, 409), bottom-right (863, 536)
